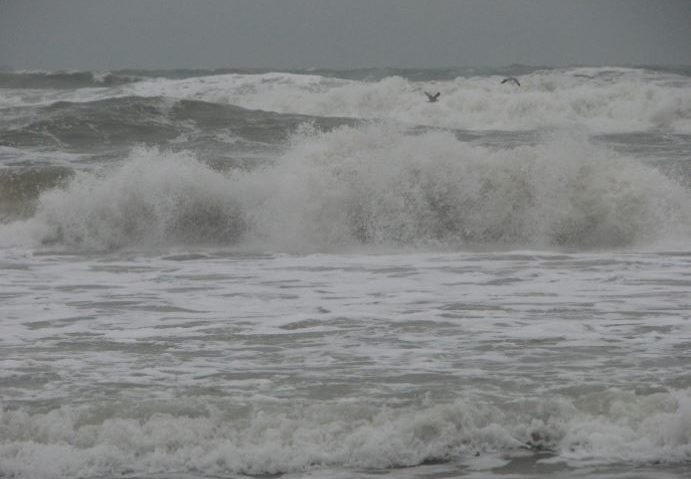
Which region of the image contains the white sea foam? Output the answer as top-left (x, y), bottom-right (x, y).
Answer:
top-left (1, 147), bottom-right (245, 249)
top-left (2, 125), bottom-right (689, 251)
top-left (2, 68), bottom-right (689, 132)
top-left (2, 66), bottom-right (691, 479)
top-left (123, 68), bottom-right (691, 133)
top-left (244, 125), bottom-right (691, 251)
top-left (1, 389), bottom-right (690, 478)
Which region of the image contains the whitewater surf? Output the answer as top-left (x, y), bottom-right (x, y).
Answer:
top-left (1, 66), bottom-right (690, 479)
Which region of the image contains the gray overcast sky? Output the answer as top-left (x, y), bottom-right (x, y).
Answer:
top-left (1, 0), bottom-right (689, 70)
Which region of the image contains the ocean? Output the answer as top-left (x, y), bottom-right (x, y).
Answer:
top-left (0, 65), bottom-right (690, 478)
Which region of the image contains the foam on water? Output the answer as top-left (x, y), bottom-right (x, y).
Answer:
top-left (122, 68), bottom-right (691, 133)
top-left (2, 66), bottom-right (690, 479)
top-left (2, 125), bottom-right (689, 252)
top-left (1, 389), bottom-right (690, 478)
top-left (244, 125), bottom-right (691, 251)
top-left (2, 67), bottom-right (689, 132)
top-left (2, 147), bottom-right (246, 249)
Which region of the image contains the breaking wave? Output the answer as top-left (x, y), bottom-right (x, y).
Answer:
top-left (2, 67), bottom-right (689, 133)
top-left (1, 125), bottom-right (689, 251)
top-left (1, 388), bottom-right (690, 478)
top-left (124, 67), bottom-right (691, 133)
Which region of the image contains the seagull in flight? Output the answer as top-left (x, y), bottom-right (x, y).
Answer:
top-left (501, 77), bottom-right (521, 86)
top-left (424, 91), bottom-right (441, 103)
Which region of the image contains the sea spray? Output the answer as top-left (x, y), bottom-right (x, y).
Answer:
top-left (246, 125), bottom-right (691, 250)
top-left (26, 147), bottom-right (246, 249)
top-left (3, 125), bottom-right (690, 251)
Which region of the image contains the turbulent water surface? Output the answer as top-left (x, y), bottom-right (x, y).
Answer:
top-left (1, 66), bottom-right (691, 479)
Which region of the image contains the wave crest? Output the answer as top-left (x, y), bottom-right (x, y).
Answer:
top-left (28, 148), bottom-right (245, 249)
top-left (2, 389), bottom-right (690, 478)
top-left (3, 126), bottom-right (689, 251)
top-left (126, 68), bottom-right (691, 133)
top-left (247, 125), bottom-right (691, 251)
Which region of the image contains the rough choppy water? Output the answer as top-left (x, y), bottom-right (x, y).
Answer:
top-left (1, 66), bottom-right (690, 478)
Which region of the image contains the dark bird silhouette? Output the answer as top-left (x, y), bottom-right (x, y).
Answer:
top-left (501, 77), bottom-right (521, 87)
top-left (425, 91), bottom-right (441, 103)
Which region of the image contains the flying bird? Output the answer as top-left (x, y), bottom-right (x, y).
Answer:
top-left (501, 77), bottom-right (521, 87)
top-left (425, 91), bottom-right (441, 103)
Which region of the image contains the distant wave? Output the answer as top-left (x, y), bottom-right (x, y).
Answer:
top-left (0, 96), bottom-right (181, 150)
top-left (0, 70), bottom-right (141, 89)
top-left (3, 67), bottom-right (689, 133)
top-left (120, 67), bottom-right (691, 133)
top-left (0, 96), bottom-right (353, 151)
top-left (3, 125), bottom-right (689, 251)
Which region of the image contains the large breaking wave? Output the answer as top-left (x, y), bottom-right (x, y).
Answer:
top-left (2, 125), bottom-right (689, 251)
